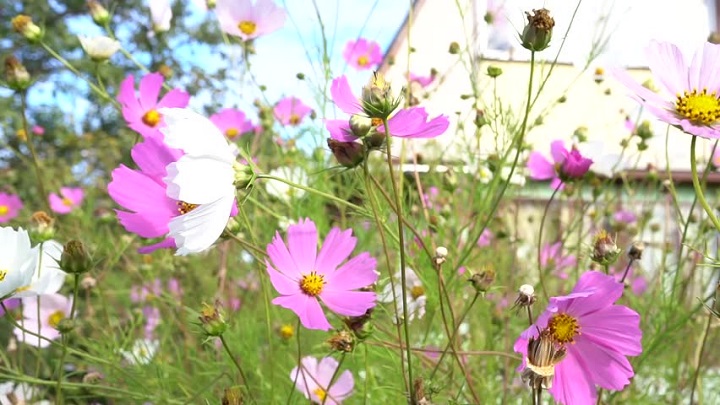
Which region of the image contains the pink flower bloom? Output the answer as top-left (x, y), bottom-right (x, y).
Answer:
top-left (410, 72), bottom-right (435, 88)
top-left (266, 218), bottom-right (378, 330)
top-left (477, 228), bottom-right (493, 247)
top-left (614, 41), bottom-right (720, 139)
top-left (48, 187), bottom-right (84, 214)
top-left (216, 0), bottom-right (286, 41)
top-left (527, 140), bottom-right (593, 190)
top-left (0, 298), bottom-right (20, 316)
top-left (326, 75), bottom-right (449, 141)
top-left (274, 97), bottom-right (312, 126)
top-left (117, 73), bottom-right (190, 138)
top-left (514, 271), bottom-right (642, 404)
top-left (0, 192), bottom-right (23, 223)
top-left (613, 210), bottom-right (637, 224)
top-left (31, 125), bottom-right (44, 135)
top-left (210, 108), bottom-right (254, 140)
top-left (343, 38), bottom-right (382, 70)
top-left (14, 293), bottom-right (73, 348)
top-left (291, 356), bottom-right (354, 404)
top-left (540, 242), bottom-right (577, 279)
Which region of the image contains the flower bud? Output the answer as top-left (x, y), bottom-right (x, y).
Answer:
top-left (327, 139), bottom-right (364, 168)
top-left (435, 246), bottom-right (448, 259)
top-left (591, 230), bottom-right (621, 266)
top-left (60, 240), bottom-right (93, 274)
top-left (628, 241), bottom-right (644, 261)
top-left (349, 114), bottom-right (373, 138)
top-left (448, 41), bottom-right (460, 54)
top-left (277, 324), bottom-right (294, 340)
top-left (361, 72), bottom-right (400, 120)
top-left (11, 15), bottom-right (43, 43)
top-left (198, 300), bottom-right (228, 337)
top-left (486, 65), bottom-right (503, 78)
top-left (327, 330), bottom-right (354, 352)
top-left (29, 211), bottom-right (55, 243)
top-left (469, 266), bottom-right (495, 292)
top-left (4, 56), bottom-right (31, 91)
top-left (87, 0), bottom-right (110, 26)
top-left (232, 161), bottom-right (255, 189)
top-left (521, 9), bottom-right (554, 52)
top-left (57, 318), bottom-right (77, 334)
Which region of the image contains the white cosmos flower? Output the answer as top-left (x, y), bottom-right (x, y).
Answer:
top-left (378, 268), bottom-right (426, 323)
top-left (78, 35), bottom-right (120, 62)
top-left (14, 240), bottom-right (66, 298)
top-left (160, 108), bottom-right (237, 256)
top-left (265, 166), bottom-right (308, 202)
top-left (149, 0), bottom-right (172, 32)
top-left (0, 227), bottom-right (37, 300)
top-left (120, 338), bottom-right (159, 365)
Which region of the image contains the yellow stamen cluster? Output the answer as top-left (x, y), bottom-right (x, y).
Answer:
top-left (48, 310), bottom-right (65, 329)
top-left (547, 312), bottom-right (580, 344)
top-left (299, 272), bottom-right (325, 296)
top-left (357, 55), bottom-right (369, 66)
top-left (177, 201), bottom-right (198, 215)
top-left (289, 114), bottom-right (301, 125)
top-left (410, 285), bottom-right (425, 300)
top-left (313, 388), bottom-right (327, 402)
top-left (0, 205), bottom-right (9, 216)
top-left (238, 21), bottom-right (257, 36)
top-left (62, 197), bottom-right (74, 207)
top-left (225, 127), bottom-right (239, 139)
top-left (676, 88), bottom-right (720, 124)
top-left (142, 109), bottom-right (161, 127)
top-left (0, 269), bottom-right (7, 281)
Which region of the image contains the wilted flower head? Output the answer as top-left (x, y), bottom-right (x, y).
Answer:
top-left (48, 187), bottom-right (84, 215)
top-left (216, 0), bottom-right (286, 41)
top-left (78, 35), bottom-right (120, 62)
top-left (0, 192), bottom-right (23, 223)
top-left (614, 41), bottom-right (720, 139)
top-left (521, 328), bottom-right (567, 390)
top-left (291, 356), bottom-right (354, 404)
top-left (521, 8), bottom-right (554, 52)
top-left (514, 271), bottom-right (642, 404)
top-left (591, 229), bottom-right (621, 266)
top-left (266, 219), bottom-right (378, 330)
top-left (343, 38), bottom-right (382, 70)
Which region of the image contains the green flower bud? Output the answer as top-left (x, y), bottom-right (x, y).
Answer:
top-left (4, 56), bottom-right (31, 91)
top-left (87, 1), bottom-right (110, 26)
top-left (60, 240), bottom-right (93, 274)
top-left (11, 15), bottom-right (43, 43)
top-left (486, 65), bottom-right (503, 78)
top-left (199, 300), bottom-right (228, 337)
top-left (327, 139), bottom-right (364, 168)
top-left (521, 9), bottom-right (555, 52)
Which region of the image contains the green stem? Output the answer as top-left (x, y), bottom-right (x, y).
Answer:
top-left (257, 174), bottom-right (365, 213)
top-left (19, 93), bottom-right (50, 212)
top-left (690, 136), bottom-right (720, 232)
top-left (536, 185), bottom-right (561, 297)
top-left (55, 273), bottom-right (81, 404)
top-left (220, 335), bottom-right (255, 404)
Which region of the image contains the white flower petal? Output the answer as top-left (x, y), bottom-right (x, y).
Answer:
top-left (0, 227), bottom-right (37, 299)
top-left (165, 155), bottom-right (236, 203)
top-left (168, 192), bottom-right (235, 255)
top-left (159, 108), bottom-right (235, 164)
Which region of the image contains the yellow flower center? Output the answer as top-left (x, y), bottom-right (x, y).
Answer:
top-left (142, 109), bottom-right (161, 127)
top-left (410, 285), bottom-right (425, 300)
top-left (313, 387), bottom-right (327, 402)
top-left (675, 88), bottom-right (720, 125)
top-left (371, 117), bottom-right (383, 127)
top-left (0, 269), bottom-right (7, 281)
top-left (16, 129), bottom-right (27, 141)
top-left (48, 310), bottom-right (65, 329)
top-left (225, 127), bottom-right (239, 139)
top-left (62, 197), bottom-right (74, 207)
top-left (547, 312), bottom-right (580, 344)
top-left (279, 324), bottom-right (294, 339)
top-left (238, 21), bottom-right (257, 36)
top-left (177, 201), bottom-right (198, 215)
top-left (299, 272), bottom-right (325, 296)
top-left (357, 55), bottom-right (369, 66)
top-left (594, 67), bottom-right (604, 76)
top-left (289, 114), bottom-right (301, 125)
top-left (0, 205), bottom-right (9, 216)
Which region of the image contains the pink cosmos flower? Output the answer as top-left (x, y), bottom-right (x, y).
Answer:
top-left (477, 228), bottom-right (493, 247)
top-left (266, 218), bottom-right (378, 330)
top-left (216, 0), bottom-right (286, 41)
top-left (343, 38), bottom-right (382, 70)
top-left (117, 73), bottom-right (190, 138)
top-left (48, 187), bottom-right (84, 214)
top-left (31, 125), bottom-right (44, 135)
top-left (210, 108), bottom-right (254, 140)
top-left (291, 356), bottom-right (354, 404)
top-left (274, 97), bottom-right (312, 126)
top-left (0, 192), bottom-right (23, 223)
top-left (613, 210), bottom-right (637, 224)
top-left (527, 140), bottom-right (593, 190)
top-left (613, 41), bottom-right (720, 139)
top-left (514, 271), bottom-right (642, 404)
top-left (410, 72), bottom-right (435, 88)
top-left (326, 75), bottom-right (449, 141)
top-left (540, 242), bottom-right (577, 279)
top-left (14, 293), bottom-right (73, 348)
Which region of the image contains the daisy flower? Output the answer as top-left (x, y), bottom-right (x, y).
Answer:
top-left (216, 0), bottom-right (286, 41)
top-left (539, 242), bottom-right (577, 280)
top-left (0, 192), bottom-right (23, 223)
top-left (614, 41), bottom-right (720, 139)
top-left (48, 187), bottom-right (84, 214)
top-left (343, 38), bottom-right (382, 70)
top-left (291, 356), bottom-right (354, 405)
top-left (14, 293), bottom-right (73, 348)
top-left (160, 108), bottom-right (240, 255)
top-left (527, 140), bottom-right (593, 190)
top-left (274, 96), bottom-right (312, 126)
top-left (378, 268), bottom-right (427, 323)
top-left (514, 271), bottom-right (642, 404)
top-left (0, 227), bottom-right (37, 300)
top-left (117, 73), bottom-right (190, 138)
top-left (210, 108), bottom-right (254, 140)
top-left (266, 218), bottom-right (378, 331)
top-left (326, 75), bottom-right (449, 141)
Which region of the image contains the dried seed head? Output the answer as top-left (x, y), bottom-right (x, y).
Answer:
top-left (522, 328), bottom-right (567, 389)
top-left (521, 9), bottom-right (555, 52)
top-left (591, 229), bottom-right (621, 266)
top-left (628, 241), bottom-right (644, 261)
top-left (327, 330), bottom-right (355, 352)
top-left (513, 284), bottom-right (536, 309)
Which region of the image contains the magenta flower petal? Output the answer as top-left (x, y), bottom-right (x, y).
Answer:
top-left (323, 252), bottom-right (377, 290)
top-left (157, 88), bottom-right (191, 109)
top-left (315, 228), bottom-right (355, 272)
top-left (570, 339), bottom-right (634, 390)
top-left (266, 262), bottom-right (301, 295)
top-left (0, 192), bottom-right (23, 223)
top-left (550, 140), bottom-right (567, 164)
top-left (273, 294), bottom-right (332, 330)
top-left (287, 218), bottom-right (319, 275)
top-left (526, 152), bottom-right (555, 180)
top-left (137, 238), bottom-right (176, 254)
top-left (139, 73), bottom-right (164, 111)
top-left (319, 290), bottom-right (376, 316)
top-left (384, 107), bottom-right (449, 138)
top-left (330, 76), bottom-right (362, 115)
top-left (267, 232), bottom-right (301, 277)
top-left (326, 119), bottom-right (356, 142)
top-left (274, 96), bottom-right (312, 126)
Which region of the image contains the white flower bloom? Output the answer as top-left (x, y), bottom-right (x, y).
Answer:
top-left (160, 108), bottom-right (237, 256)
top-left (0, 382), bottom-right (40, 405)
top-left (378, 268), bottom-right (426, 323)
top-left (149, 0), bottom-right (172, 32)
top-left (265, 166), bottom-right (308, 202)
top-left (120, 339), bottom-right (159, 365)
top-left (77, 35), bottom-right (120, 62)
top-left (0, 227), bottom-right (37, 300)
top-left (13, 240), bottom-right (66, 298)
